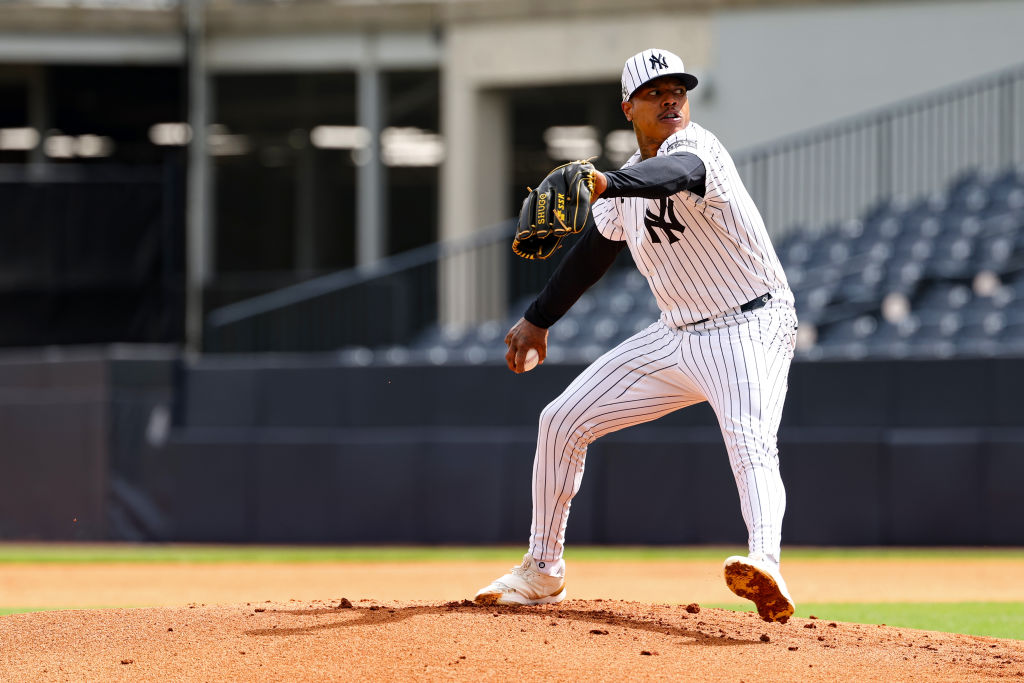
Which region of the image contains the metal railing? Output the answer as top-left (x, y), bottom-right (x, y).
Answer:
top-left (205, 221), bottom-right (574, 352)
top-left (206, 63), bottom-right (1024, 352)
top-left (737, 63), bottom-right (1024, 239)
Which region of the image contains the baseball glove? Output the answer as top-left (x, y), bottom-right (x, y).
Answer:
top-left (513, 160), bottom-right (596, 260)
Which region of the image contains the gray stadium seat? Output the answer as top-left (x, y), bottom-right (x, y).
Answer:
top-left (397, 164), bottom-right (1024, 364)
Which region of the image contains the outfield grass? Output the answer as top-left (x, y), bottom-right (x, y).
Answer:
top-left (2, 544), bottom-right (1024, 564)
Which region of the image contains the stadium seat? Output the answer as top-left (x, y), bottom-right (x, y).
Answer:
top-left (395, 164), bottom-right (1024, 364)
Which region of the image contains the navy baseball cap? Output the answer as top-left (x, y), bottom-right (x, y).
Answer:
top-left (621, 49), bottom-right (699, 102)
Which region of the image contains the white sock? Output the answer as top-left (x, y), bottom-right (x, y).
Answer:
top-left (533, 557), bottom-right (565, 577)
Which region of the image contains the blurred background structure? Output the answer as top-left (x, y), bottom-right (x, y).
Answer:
top-left (3, 0), bottom-right (1024, 545)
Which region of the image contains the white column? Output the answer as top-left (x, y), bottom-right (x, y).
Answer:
top-left (185, 0), bottom-right (213, 352)
top-left (439, 81), bottom-right (511, 329)
top-left (356, 63), bottom-right (385, 267)
top-left (438, 12), bottom-right (712, 329)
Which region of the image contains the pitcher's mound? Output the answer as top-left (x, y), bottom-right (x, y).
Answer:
top-left (2, 599), bottom-right (1021, 681)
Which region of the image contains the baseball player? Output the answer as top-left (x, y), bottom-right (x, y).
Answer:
top-left (474, 49), bottom-right (798, 623)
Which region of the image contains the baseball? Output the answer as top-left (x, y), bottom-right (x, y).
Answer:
top-left (523, 348), bottom-right (540, 372)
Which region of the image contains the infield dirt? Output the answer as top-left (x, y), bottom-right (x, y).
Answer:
top-left (2, 599), bottom-right (1023, 681)
top-left (2, 556), bottom-right (1024, 681)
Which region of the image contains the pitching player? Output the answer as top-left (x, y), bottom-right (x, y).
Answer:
top-left (474, 48), bottom-right (798, 623)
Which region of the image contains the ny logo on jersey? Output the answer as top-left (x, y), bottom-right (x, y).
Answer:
top-left (649, 53), bottom-right (669, 70)
top-left (643, 198), bottom-right (687, 244)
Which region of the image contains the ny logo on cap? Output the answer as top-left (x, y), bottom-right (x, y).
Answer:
top-left (649, 53), bottom-right (669, 70)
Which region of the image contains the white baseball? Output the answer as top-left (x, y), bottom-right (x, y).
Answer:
top-left (523, 348), bottom-right (540, 372)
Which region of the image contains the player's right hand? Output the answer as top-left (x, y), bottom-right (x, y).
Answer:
top-left (504, 318), bottom-right (548, 374)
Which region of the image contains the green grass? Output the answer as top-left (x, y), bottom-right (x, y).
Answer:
top-left (713, 602), bottom-right (1024, 640)
top-left (1, 544), bottom-right (1023, 564)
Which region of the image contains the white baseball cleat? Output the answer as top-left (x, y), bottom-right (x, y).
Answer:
top-left (473, 553), bottom-right (566, 606)
top-left (723, 553), bottom-right (795, 623)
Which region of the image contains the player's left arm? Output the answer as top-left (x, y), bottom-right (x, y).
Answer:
top-left (593, 152), bottom-right (706, 201)
top-left (524, 221), bottom-right (626, 329)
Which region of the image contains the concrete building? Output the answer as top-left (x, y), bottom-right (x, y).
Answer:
top-left (2, 0), bottom-right (1023, 335)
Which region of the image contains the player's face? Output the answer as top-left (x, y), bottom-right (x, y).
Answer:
top-left (622, 76), bottom-right (690, 154)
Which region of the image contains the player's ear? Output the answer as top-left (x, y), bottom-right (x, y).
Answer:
top-left (621, 100), bottom-right (632, 122)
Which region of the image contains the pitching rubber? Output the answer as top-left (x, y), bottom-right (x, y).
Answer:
top-left (724, 557), bottom-right (795, 623)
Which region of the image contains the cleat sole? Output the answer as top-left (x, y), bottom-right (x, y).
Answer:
top-left (724, 561), bottom-right (794, 624)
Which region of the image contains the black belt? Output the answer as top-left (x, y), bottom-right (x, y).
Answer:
top-left (693, 293), bottom-right (772, 325)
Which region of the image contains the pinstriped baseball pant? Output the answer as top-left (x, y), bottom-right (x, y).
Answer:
top-left (529, 297), bottom-right (798, 569)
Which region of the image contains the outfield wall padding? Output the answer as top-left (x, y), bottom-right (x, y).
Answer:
top-left (2, 348), bottom-right (1024, 544)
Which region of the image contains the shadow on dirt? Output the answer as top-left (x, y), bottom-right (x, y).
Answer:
top-left (244, 602), bottom-right (761, 646)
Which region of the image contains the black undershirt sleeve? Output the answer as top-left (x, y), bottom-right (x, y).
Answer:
top-left (523, 222), bottom-right (626, 329)
top-left (522, 152), bottom-right (706, 329)
top-left (602, 152), bottom-right (706, 199)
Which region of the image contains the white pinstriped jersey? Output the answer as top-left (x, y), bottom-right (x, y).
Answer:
top-left (593, 121), bottom-right (790, 327)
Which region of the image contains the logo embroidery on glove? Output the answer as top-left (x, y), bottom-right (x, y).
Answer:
top-left (553, 192), bottom-right (567, 227)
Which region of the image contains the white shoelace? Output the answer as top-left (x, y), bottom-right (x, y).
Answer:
top-left (510, 559), bottom-right (531, 578)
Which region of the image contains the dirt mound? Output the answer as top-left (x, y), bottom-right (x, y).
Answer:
top-left (2, 600), bottom-right (1021, 681)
